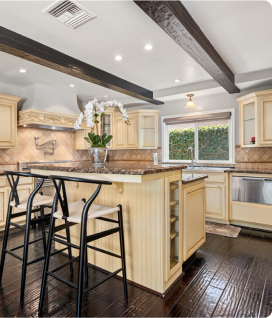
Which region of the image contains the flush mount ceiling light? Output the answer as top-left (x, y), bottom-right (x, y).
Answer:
top-left (144, 44), bottom-right (153, 50)
top-left (174, 79), bottom-right (180, 82)
top-left (104, 95), bottom-right (108, 97)
top-left (186, 94), bottom-right (196, 108)
top-left (69, 84), bottom-right (75, 87)
top-left (115, 55), bottom-right (122, 61)
top-left (19, 69), bottom-right (27, 73)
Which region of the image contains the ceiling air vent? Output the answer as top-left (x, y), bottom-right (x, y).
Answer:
top-left (43, 0), bottom-right (96, 29)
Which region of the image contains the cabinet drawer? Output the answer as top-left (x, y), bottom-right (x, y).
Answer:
top-left (231, 202), bottom-right (272, 226)
top-left (205, 174), bottom-right (226, 183)
top-left (0, 177), bottom-right (7, 188)
top-left (18, 177), bottom-right (33, 185)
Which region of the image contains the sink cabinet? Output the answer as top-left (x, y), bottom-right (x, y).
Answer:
top-left (237, 89), bottom-right (272, 147)
top-left (0, 93), bottom-right (22, 148)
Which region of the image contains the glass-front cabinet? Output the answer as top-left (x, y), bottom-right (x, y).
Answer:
top-left (238, 89), bottom-right (272, 147)
top-left (165, 174), bottom-right (182, 282)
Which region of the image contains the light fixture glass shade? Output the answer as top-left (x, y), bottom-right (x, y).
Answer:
top-left (185, 94), bottom-right (196, 108)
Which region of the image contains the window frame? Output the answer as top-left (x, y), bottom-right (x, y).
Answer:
top-left (161, 108), bottom-right (235, 164)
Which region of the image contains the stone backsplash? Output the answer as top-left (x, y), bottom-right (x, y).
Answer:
top-left (0, 127), bottom-right (88, 171)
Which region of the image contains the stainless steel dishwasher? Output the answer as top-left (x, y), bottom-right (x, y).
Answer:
top-left (232, 176), bottom-right (272, 205)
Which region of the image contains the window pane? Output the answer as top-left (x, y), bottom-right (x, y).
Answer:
top-left (198, 119), bottom-right (229, 161)
top-left (169, 123), bottom-right (195, 160)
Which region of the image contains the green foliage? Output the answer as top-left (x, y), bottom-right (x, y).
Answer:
top-left (169, 124), bottom-right (229, 160)
top-left (84, 132), bottom-right (113, 147)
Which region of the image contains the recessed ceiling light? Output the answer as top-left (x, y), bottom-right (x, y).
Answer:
top-left (115, 56), bottom-right (122, 61)
top-left (104, 95), bottom-right (108, 97)
top-left (144, 44), bottom-right (153, 50)
top-left (69, 84), bottom-right (75, 87)
top-left (19, 69), bottom-right (27, 73)
top-left (174, 79), bottom-right (180, 82)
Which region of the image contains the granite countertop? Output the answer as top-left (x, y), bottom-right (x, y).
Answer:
top-left (182, 174), bottom-right (208, 184)
top-left (228, 168), bottom-right (272, 174)
top-left (29, 162), bottom-right (187, 176)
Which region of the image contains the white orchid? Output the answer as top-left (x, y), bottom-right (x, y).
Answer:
top-left (74, 98), bottom-right (129, 134)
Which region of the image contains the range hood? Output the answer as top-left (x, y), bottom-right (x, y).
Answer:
top-left (18, 109), bottom-right (88, 131)
top-left (17, 84), bottom-right (88, 131)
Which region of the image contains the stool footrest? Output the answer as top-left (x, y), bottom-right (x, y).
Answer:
top-left (83, 268), bottom-right (123, 294)
top-left (4, 249), bottom-right (23, 261)
top-left (10, 208), bottom-right (41, 219)
top-left (52, 237), bottom-right (80, 250)
top-left (27, 255), bottom-right (45, 265)
top-left (30, 216), bottom-right (51, 225)
top-left (51, 256), bottom-right (79, 274)
top-left (10, 237), bottom-right (44, 251)
top-left (87, 245), bottom-right (121, 259)
top-left (95, 216), bottom-right (119, 224)
top-left (9, 222), bottom-right (25, 230)
top-left (86, 227), bottom-right (120, 243)
top-left (45, 231), bottom-right (67, 240)
top-left (53, 222), bottom-right (77, 233)
top-left (46, 271), bottom-right (78, 289)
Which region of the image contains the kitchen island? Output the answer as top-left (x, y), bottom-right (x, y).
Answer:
top-left (30, 162), bottom-right (207, 295)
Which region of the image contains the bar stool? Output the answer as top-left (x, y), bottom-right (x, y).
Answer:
top-left (38, 175), bottom-right (128, 317)
top-left (0, 171), bottom-right (74, 300)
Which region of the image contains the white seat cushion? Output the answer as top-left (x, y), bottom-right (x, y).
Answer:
top-left (10, 194), bottom-right (54, 209)
top-left (53, 200), bottom-right (120, 224)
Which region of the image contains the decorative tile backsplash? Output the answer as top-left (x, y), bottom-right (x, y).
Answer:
top-left (0, 127), bottom-right (88, 171)
top-left (2, 127), bottom-right (272, 172)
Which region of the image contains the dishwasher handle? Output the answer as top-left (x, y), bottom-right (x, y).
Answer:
top-left (264, 179), bottom-right (272, 182)
top-left (242, 177), bottom-right (263, 181)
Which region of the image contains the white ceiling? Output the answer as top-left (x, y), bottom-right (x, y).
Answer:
top-left (0, 1), bottom-right (271, 104)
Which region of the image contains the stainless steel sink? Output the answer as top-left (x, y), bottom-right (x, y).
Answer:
top-left (183, 166), bottom-right (231, 172)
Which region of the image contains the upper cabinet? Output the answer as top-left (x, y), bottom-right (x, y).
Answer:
top-left (238, 89), bottom-right (272, 147)
top-left (0, 93), bottom-right (22, 148)
top-left (114, 109), bottom-right (159, 149)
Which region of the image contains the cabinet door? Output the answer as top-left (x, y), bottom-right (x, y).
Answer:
top-left (260, 98), bottom-right (272, 145)
top-left (165, 174), bottom-right (182, 282)
top-left (101, 113), bottom-right (114, 149)
top-left (0, 188), bottom-right (8, 228)
top-left (205, 184), bottom-right (226, 220)
top-left (75, 129), bottom-right (91, 150)
top-left (183, 183), bottom-right (205, 261)
top-left (127, 115), bottom-right (138, 148)
top-left (114, 117), bottom-right (127, 148)
top-left (0, 99), bottom-right (17, 148)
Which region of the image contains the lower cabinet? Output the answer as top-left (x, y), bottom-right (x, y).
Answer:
top-left (183, 182), bottom-right (206, 261)
top-left (205, 183), bottom-right (226, 219)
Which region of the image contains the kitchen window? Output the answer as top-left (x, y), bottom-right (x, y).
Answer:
top-left (162, 109), bottom-right (235, 164)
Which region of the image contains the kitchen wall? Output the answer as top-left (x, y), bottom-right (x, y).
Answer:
top-left (0, 127), bottom-right (88, 171)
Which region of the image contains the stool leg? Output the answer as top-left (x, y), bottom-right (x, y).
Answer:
top-left (118, 205), bottom-right (128, 301)
top-left (38, 216), bottom-right (55, 314)
top-left (76, 218), bottom-right (87, 317)
top-left (20, 203), bottom-right (32, 300)
top-left (85, 246), bottom-right (88, 287)
top-left (65, 223), bottom-right (74, 276)
top-left (40, 205), bottom-right (47, 256)
top-left (0, 202), bottom-right (13, 284)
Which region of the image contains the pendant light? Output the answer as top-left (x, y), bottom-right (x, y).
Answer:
top-left (186, 94), bottom-right (196, 108)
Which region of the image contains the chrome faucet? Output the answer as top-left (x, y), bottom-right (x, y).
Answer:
top-left (34, 137), bottom-right (58, 153)
top-left (187, 147), bottom-right (196, 168)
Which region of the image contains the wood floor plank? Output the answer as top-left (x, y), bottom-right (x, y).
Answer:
top-left (166, 302), bottom-right (192, 318)
top-left (235, 288), bottom-right (262, 318)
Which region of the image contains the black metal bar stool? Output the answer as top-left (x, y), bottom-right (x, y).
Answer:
top-left (38, 175), bottom-right (128, 317)
top-left (0, 171), bottom-right (74, 300)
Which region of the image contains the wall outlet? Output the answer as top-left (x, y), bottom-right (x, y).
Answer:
top-left (244, 155), bottom-right (248, 161)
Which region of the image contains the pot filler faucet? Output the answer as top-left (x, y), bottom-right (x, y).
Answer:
top-left (187, 147), bottom-right (196, 168)
top-left (34, 137), bottom-right (58, 153)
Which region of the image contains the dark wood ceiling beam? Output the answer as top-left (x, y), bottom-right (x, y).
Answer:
top-left (0, 26), bottom-right (163, 105)
top-left (134, 1), bottom-right (240, 94)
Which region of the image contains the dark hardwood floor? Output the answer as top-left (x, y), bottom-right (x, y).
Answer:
top-left (0, 226), bottom-right (272, 317)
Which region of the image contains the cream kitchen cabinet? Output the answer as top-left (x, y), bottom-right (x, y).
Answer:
top-left (75, 109), bottom-right (114, 150)
top-left (237, 89), bottom-right (272, 147)
top-left (183, 172), bottom-right (229, 222)
top-left (114, 109), bottom-right (159, 149)
top-left (0, 93), bottom-right (22, 148)
top-left (0, 175), bottom-right (34, 231)
top-left (183, 181), bottom-right (205, 261)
